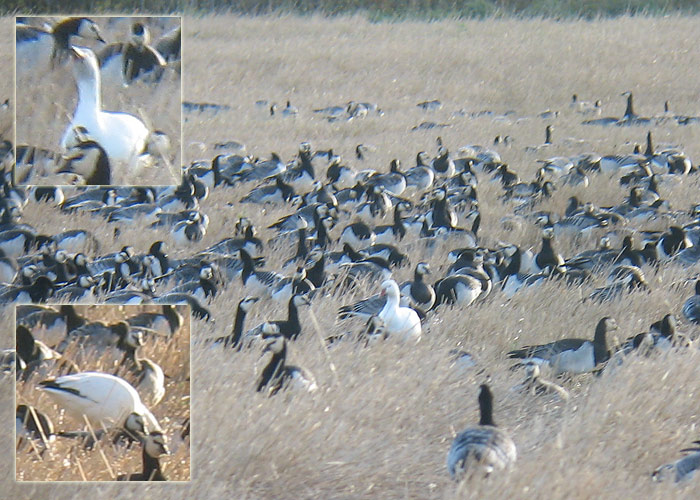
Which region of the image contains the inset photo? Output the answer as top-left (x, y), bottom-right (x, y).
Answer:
top-left (15, 16), bottom-right (182, 186)
top-left (16, 304), bottom-right (190, 481)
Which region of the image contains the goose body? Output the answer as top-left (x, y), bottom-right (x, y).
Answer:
top-left (61, 46), bottom-right (149, 173)
top-left (377, 280), bottom-right (421, 341)
top-left (98, 22), bottom-right (166, 86)
top-left (447, 384), bottom-right (516, 479)
top-left (38, 371), bottom-right (161, 433)
top-left (257, 325), bottom-right (317, 396)
top-left (508, 317), bottom-right (617, 375)
top-left (682, 280), bottom-right (700, 324)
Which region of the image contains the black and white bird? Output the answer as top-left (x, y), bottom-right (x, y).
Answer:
top-left (38, 371), bottom-right (161, 435)
top-left (117, 431), bottom-right (169, 481)
top-left (447, 384), bottom-right (517, 479)
top-left (98, 21), bottom-right (166, 86)
top-left (58, 125), bottom-right (112, 185)
top-left (682, 280), bottom-right (700, 324)
top-left (127, 304), bottom-right (183, 338)
top-left (256, 324), bottom-right (317, 396)
top-left (210, 296), bottom-right (259, 349)
top-left (399, 262), bottom-right (435, 311)
top-left (508, 317), bottom-right (617, 375)
top-left (249, 295), bottom-right (309, 341)
top-left (16, 17), bottom-right (105, 73)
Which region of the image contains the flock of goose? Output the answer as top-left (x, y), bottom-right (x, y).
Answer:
top-left (15, 17), bottom-right (180, 185)
top-left (5, 14), bottom-right (700, 489)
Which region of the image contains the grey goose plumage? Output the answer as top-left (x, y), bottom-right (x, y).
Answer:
top-left (447, 384), bottom-right (516, 479)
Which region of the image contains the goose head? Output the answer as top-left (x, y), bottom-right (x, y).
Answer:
top-left (379, 280), bottom-right (400, 302)
top-left (130, 22), bottom-right (150, 46)
top-left (70, 45), bottom-right (100, 83)
top-left (239, 296), bottom-right (259, 313)
top-left (73, 18), bottom-right (105, 43)
top-left (143, 431), bottom-right (169, 458)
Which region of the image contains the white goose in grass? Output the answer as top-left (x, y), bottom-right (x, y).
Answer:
top-left (447, 384), bottom-right (517, 479)
top-left (377, 279), bottom-right (421, 342)
top-left (38, 371), bottom-right (161, 435)
top-left (61, 46), bottom-right (150, 175)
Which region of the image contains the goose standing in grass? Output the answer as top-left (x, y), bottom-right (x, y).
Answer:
top-left (117, 431), bottom-right (169, 481)
top-left (98, 21), bottom-right (166, 86)
top-left (61, 46), bottom-right (150, 175)
top-left (652, 441), bottom-right (700, 483)
top-left (682, 280), bottom-right (700, 324)
top-left (210, 296), bottom-right (259, 349)
top-left (16, 17), bottom-right (105, 74)
top-left (256, 323), bottom-right (317, 396)
top-left (377, 280), bottom-right (421, 341)
top-left (38, 371), bottom-right (161, 435)
top-left (508, 317), bottom-right (617, 375)
top-left (447, 384), bottom-right (516, 479)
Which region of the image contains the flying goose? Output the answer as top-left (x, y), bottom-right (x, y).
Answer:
top-left (38, 371), bottom-right (161, 435)
top-left (60, 46), bottom-right (150, 173)
top-left (117, 431), bottom-right (169, 481)
top-left (447, 384), bottom-right (517, 479)
top-left (508, 317), bottom-right (617, 375)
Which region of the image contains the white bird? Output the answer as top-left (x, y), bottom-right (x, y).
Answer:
top-left (377, 280), bottom-right (421, 341)
top-left (38, 371), bottom-right (161, 435)
top-left (447, 384), bottom-right (517, 479)
top-left (60, 46), bottom-right (150, 175)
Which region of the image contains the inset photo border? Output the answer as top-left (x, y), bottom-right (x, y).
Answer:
top-left (15, 16), bottom-right (182, 186)
top-left (15, 303), bottom-right (190, 481)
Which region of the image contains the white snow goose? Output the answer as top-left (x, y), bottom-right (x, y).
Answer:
top-left (38, 371), bottom-right (161, 436)
top-left (377, 280), bottom-right (421, 342)
top-left (61, 46), bottom-right (150, 175)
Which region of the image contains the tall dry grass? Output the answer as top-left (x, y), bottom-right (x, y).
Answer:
top-left (15, 16), bottom-right (181, 185)
top-left (1, 12), bottom-right (700, 500)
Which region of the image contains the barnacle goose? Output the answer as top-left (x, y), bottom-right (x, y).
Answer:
top-left (447, 384), bottom-right (516, 479)
top-left (17, 304), bottom-right (86, 347)
top-left (58, 125), bottom-right (111, 185)
top-left (117, 431), bottom-right (169, 481)
top-left (16, 17), bottom-right (105, 73)
top-left (248, 295), bottom-right (309, 341)
top-left (210, 296), bottom-right (259, 349)
top-left (98, 22), bottom-right (166, 86)
top-left (16, 404), bottom-right (55, 454)
top-left (127, 304), bottom-right (183, 337)
top-left (508, 317), bottom-right (617, 375)
top-left (682, 280), bottom-right (700, 324)
top-left (130, 356), bottom-right (166, 407)
top-left (38, 371), bottom-right (161, 434)
top-left (60, 46), bottom-right (150, 172)
top-left (256, 324), bottom-right (317, 396)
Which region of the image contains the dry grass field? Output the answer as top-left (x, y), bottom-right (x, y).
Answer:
top-left (2, 12), bottom-right (700, 500)
top-left (14, 15), bottom-right (181, 185)
top-left (15, 304), bottom-right (190, 482)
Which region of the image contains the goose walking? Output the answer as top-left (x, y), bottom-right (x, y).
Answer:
top-left (61, 46), bottom-right (150, 174)
top-left (447, 384), bottom-right (517, 479)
